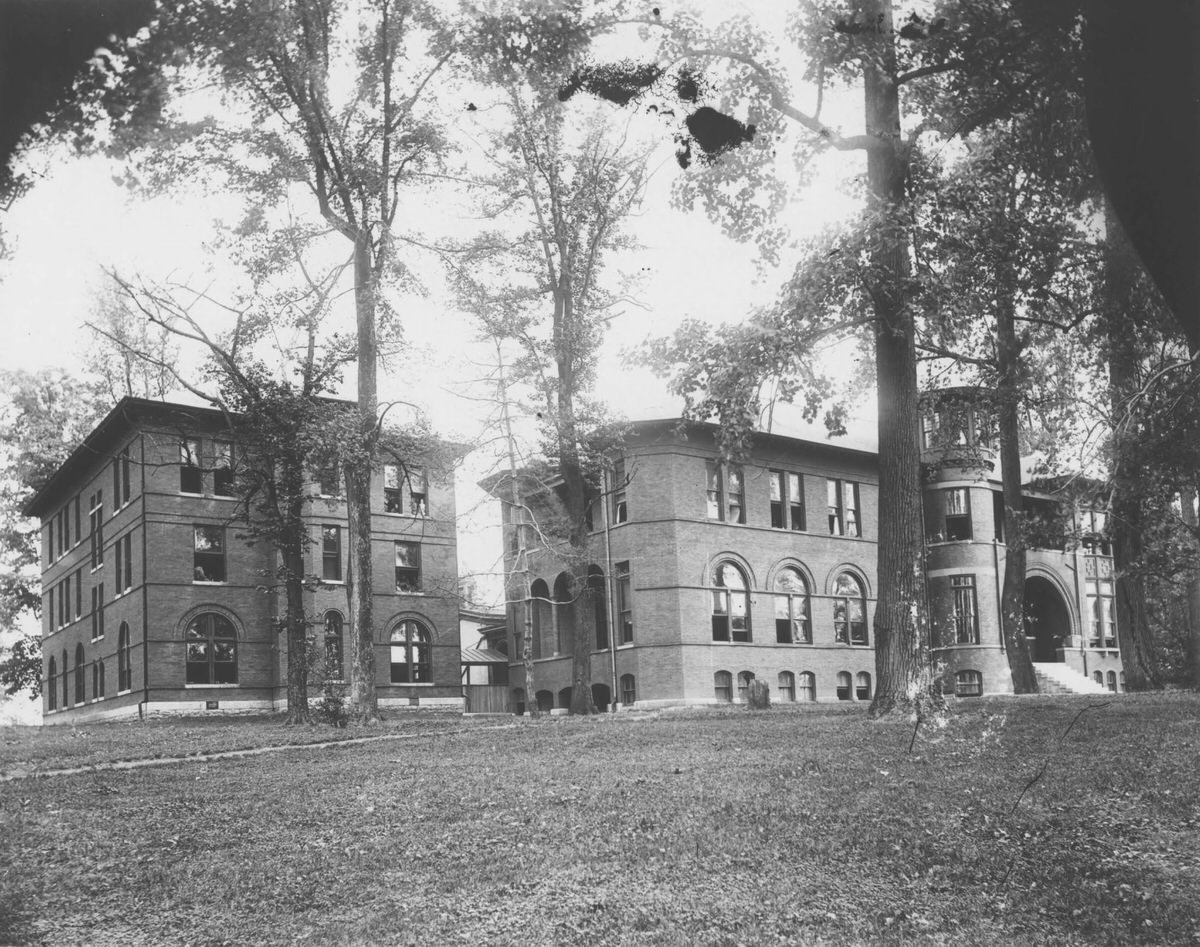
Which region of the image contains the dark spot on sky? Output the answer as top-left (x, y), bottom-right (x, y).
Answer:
top-left (685, 107), bottom-right (756, 156)
top-left (557, 61), bottom-right (663, 106)
top-left (466, 102), bottom-right (477, 111)
top-left (652, 7), bottom-right (660, 16)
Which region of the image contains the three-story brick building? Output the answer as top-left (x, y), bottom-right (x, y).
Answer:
top-left (27, 398), bottom-right (462, 722)
top-left (493, 413), bottom-right (1123, 711)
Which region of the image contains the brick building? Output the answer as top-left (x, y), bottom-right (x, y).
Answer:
top-left (26, 398), bottom-right (462, 723)
top-left (492, 413), bottom-right (1123, 711)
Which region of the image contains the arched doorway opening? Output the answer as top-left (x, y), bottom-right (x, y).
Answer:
top-left (1024, 576), bottom-right (1072, 662)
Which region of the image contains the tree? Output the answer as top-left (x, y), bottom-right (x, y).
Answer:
top-left (99, 267), bottom-right (358, 723)
top-left (49, 0), bottom-right (457, 723)
top-left (451, 24), bottom-right (649, 713)
top-left (0, 370), bottom-right (105, 701)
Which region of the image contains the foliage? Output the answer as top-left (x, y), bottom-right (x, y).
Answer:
top-left (0, 370), bottom-right (107, 700)
top-left (0, 634), bottom-right (42, 699)
top-left (1, 696), bottom-right (1199, 945)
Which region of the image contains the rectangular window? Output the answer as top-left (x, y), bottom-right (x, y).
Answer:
top-left (315, 458), bottom-right (340, 497)
top-left (47, 590), bottom-right (53, 631)
top-left (91, 586), bottom-right (99, 639)
top-left (193, 526), bottom-right (226, 582)
top-left (394, 541), bottom-right (421, 592)
top-left (322, 525), bottom-right (342, 582)
top-left (89, 492), bottom-right (104, 569)
top-left (113, 447), bottom-right (131, 510)
top-left (827, 479), bottom-right (861, 537)
top-left (58, 579), bottom-right (67, 628)
top-left (1081, 509), bottom-right (1112, 556)
top-left (383, 464), bottom-right (403, 513)
top-left (993, 491), bottom-right (1005, 542)
top-left (770, 470), bottom-right (805, 530)
top-left (97, 584), bottom-right (104, 638)
top-left (616, 561), bottom-right (633, 644)
top-left (47, 520), bottom-right (54, 564)
top-left (59, 507), bottom-right (67, 557)
top-left (407, 467), bottom-right (428, 517)
top-left (74, 495), bottom-right (81, 547)
top-left (612, 457), bottom-right (628, 524)
top-left (114, 534), bottom-right (133, 593)
top-left (951, 575), bottom-right (979, 644)
top-left (1086, 578), bottom-right (1116, 648)
top-left (945, 488), bottom-right (972, 541)
top-left (706, 462), bottom-right (745, 523)
top-left (213, 440), bottom-right (235, 497)
top-left (74, 569), bottom-right (82, 619)
top-left (180, 438), bottom-right (203, 494)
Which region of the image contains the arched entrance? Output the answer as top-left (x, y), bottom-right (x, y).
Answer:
top-left (1024, 576), bottom-right (1072, 662)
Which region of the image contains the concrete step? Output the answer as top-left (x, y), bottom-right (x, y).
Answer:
top-left (1032, 662), bottom-right (1110, 695)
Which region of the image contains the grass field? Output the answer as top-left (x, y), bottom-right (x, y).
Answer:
top-left (1, 694), bottom-right (1198, 946)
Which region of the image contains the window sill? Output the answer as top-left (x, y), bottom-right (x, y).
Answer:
top-left (192, 581), bottom-right (227, 586)
top-left (185, 683), bottom-right (238, 689)
top-left (117, 688), bottom-right (132, 696)
top-left (320, 580), bottom-right (346, 586)
top-left (381, 512), bottom-right (431, 520)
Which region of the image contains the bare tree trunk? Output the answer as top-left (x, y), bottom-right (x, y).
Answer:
top-left (282, 529), bottom-right (312, 725)
top-left (1181, 484), bottom-right (1200, 689)
top-left (862, 0), bottom-right (934, 715)
top-left (1105, 206), bottom-right (1161, 691)
top-left (996, 289), bottom-right (1038, 693)
top-left (347, 235), bottom-right (381, 723)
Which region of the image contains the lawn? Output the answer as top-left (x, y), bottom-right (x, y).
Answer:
top-left (1, 694), bottom-right (1198, 947)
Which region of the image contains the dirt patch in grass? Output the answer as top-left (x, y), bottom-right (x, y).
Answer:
top-left (1, 696), bottom-right (1198, 946)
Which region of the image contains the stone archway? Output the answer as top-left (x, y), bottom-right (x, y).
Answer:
top-left (1024, 575), bottom-right (1072, 662)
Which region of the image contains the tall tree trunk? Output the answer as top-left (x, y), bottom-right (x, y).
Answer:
top-left (347, 234), bottom-right (381, 723)
top-left (1104, 207), bottom-right (1161, 690)
top-left (282, 521), bottom-right (312, 725)
top-left (552, 283), bottom-right (596, 716)
top-left (995, 285), bottom-right (1038, 692)
top-left (1180, 483), bottom-right (1200, 689)
top-left (862, 0), bottom-right (934, 715)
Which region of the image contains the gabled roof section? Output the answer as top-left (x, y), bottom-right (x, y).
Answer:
top-left (21, 397), bottom-right (232, 519)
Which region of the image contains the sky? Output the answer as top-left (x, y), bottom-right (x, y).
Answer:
top-left (0, 1), bottom-right (876, 721)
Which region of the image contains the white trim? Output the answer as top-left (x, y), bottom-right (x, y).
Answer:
top-left (378, 696), bottom-right (464, 710)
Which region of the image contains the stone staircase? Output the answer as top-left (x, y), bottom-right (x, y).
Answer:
top-left (1032, 662), bottom-right (1110, 695)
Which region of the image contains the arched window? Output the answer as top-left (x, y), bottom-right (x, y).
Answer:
top-left (798, 671), bottom-right (816, 702)
top-left (714, 670), bottom-right (733, 702)
top-left (954, 670), bottom-right (983, 697)
top-left (773, 567), bottom-right (811, 643)
top-left (512, 687), bottom-right (526, 715)
top-left (96, 659), bottom-right (106, 699)
top-left (855, 671), bottom-right (872, 701)
top-left (117, 622), bottom-right (132, 692)
top-left (588, 566), bottom-right (608, 650)
top-left (47, 657), bottom-right (57, 710)
top-left (530, 579), bottom-right (551, 659)
top-left (737, 670), bottom-right (755, 701)
top-left (778, 671), bottom-right (795, 702)
top-left (836, 671), bottom-right (852, 701)
top-left (74, 644), bottom-right (85, 703)
top-left (557, 686), bottom-right (573, 709)
top-left (1106, 670), bottom-right (1117, 693)
top-left (711, 561), bottom-right (751, 642)
top-left (535, 690), bottom-right (553, 712)
top-left (185, 612), bottom-right (238, 684)
top-left (389, 620), bottom-right (431, 683)
top-left (61, 648), bottom-right (69, 707)
top-left (323, 611), bottom-right (344, 681)
top-left (620, 674), bottom-right (636, 706)
top-left (1119, 671), bottom-right (1125, 692)
top-left (1093, 670), bottom-right (1104, 686)
top-left (833, 573), bottom-right (868, 645)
